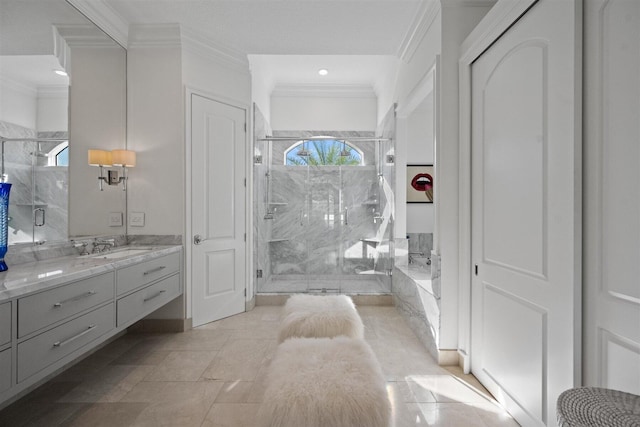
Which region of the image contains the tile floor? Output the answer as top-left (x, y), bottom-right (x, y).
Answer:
top-left (0, 305), bottom-right (520, 426)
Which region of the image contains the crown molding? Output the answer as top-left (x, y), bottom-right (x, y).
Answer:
top-left (38, 86), bottom-right (69, 98)
top-left (54, 24), bottom-right (120, 48)
top-left (181, 28), bottom-right (249, 74)
top-left (128, 24), bottom-right (182, 48)
top-left (441, 0), bottom-right (497, 8)
top-left (272, 84), bottom-right (376, 99)
top-left (397, 1), bottom-right (440, 63)
top-left (66, 0), bottom-right (129, 48)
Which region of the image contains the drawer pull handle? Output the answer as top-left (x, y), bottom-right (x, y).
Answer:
top-left (53, 291), bottom-right (97, 308)
top-left (143, 266), bottom-right (166, 276)
top-left (143, 290), bottom-right (166, 302)
top-left (53, 324), bottom-right (96, 348)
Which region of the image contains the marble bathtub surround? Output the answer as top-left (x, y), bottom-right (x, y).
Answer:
top-left (407, 233), bottom-right (433, 261)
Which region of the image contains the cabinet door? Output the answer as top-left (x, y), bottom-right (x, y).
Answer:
top-left (0, 302), bottom-right (10, 346)
top-left (18, 272), bottom-right (114, 338)
top-left (117, 253), bottom-right (180, 296)
top-left (0, 348), bottom-right (10, 393)
top-left (17, 303), bottom-right (114, 382)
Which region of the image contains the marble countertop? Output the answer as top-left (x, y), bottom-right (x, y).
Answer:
top-left (0, 245), bottom-right (182, 302)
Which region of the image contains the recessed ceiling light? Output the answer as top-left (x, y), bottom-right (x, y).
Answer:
top-left (54, 70), bottom-right (68, 76)
top-left (318, 69), bottom-right (329, 76)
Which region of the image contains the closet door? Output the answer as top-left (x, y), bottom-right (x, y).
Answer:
top-left (583, 0), bottom-right (640, 394)
top-left (470, 1), bottom-right (581, 426)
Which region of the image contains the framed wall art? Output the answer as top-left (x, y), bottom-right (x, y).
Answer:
top-left (407, 164), bottom-right (434, 203)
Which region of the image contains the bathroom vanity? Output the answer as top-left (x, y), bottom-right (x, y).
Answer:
top-left (0, 245), bottom-right (182, 407)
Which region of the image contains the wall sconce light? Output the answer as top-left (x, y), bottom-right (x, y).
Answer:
top-left (88, 149), bottom-right (136, 191)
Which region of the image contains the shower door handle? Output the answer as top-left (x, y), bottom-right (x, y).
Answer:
top-left (34, 208), bottom-right (45, 226)
top-left (299, 209), bottom-right (304, 226)
top-left (344, 207), bottom-right (348, 225)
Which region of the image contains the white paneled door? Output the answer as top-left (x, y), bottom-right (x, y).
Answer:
top-left (191, 94), bottom-right (246, 327)
top-left (470, 1), bottom-right (581, 426)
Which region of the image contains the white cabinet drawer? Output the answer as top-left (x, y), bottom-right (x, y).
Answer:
top-left (117, 274), bottom-right (181, 327)
top-left (0, 302), bottom-right (10, 346)
top-left (0, 348), bottom-right (10, 394)
top-left (116, 252), bottom-right (180, 296)
top-left (18, 272), bottom-right (114, 338)
top-left (17, 303), bottom-right (114, 382)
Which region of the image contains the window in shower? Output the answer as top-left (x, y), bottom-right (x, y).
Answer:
top-left (285, 139), bottom-right (363, 166)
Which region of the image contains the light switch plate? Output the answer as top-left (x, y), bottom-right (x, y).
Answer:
top-left (130, 212), bottom-right (145, 227)
top-left (109, 212), bottom-right (123, 227)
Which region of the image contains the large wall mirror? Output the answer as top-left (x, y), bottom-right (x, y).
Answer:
top-left (0, 0), bottom-right (127, 246)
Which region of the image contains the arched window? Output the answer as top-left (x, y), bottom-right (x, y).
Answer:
top-left (47, 141), bottom-right (69, 166)
top-left (284, 138), bottom-right (363, 166)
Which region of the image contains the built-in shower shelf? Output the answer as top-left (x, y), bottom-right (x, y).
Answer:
top-left (361, 238), bottom-right (381, 245)
top-left (268, 202), bottom-right (288, 206)
top-left (16, 202), bottom-right (47, 207)
top-left (268, 238), bottom-right (290, 243)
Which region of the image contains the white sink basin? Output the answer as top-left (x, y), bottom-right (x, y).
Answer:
top-left (91, 248), bottom-right (153, 259)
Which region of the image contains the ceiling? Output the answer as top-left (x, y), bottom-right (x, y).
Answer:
top-left (100, 0), bottom-right (429, 91)
top-left (1, 0), bottom-right (432, 94)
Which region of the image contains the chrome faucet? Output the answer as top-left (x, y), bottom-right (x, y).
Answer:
top-left (408, 252), bottom-right (424, 264)
top-left (92, 238), bottom-right (116, 253)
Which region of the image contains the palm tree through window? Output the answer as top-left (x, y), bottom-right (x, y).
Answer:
top-left (285, 139), bottom-right (362, 166)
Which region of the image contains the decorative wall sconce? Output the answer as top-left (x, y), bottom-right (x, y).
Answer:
top-left (88, 149), bottom-right (136, 191)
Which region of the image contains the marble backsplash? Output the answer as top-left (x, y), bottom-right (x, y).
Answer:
top-left (3, 235), bottom-right (182, 266)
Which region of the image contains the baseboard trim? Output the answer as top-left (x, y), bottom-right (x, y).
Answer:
top-left (437, 349), bottom-right (460, 366)
top-left (128, 318), bottom-right (192, 333)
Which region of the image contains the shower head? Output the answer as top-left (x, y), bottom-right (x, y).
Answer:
top-left (297, 149), bottom-right (310, 157)
top-left (339, 140), bottom-right (350, 157)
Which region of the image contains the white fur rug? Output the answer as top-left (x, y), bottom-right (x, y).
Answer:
top-left (278, 294), bottom-right (364, 343)
top-left (258, 336), bottom-right (390, 427)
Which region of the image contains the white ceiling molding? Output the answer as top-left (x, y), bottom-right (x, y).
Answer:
top-left (441, 0), bottom-right (497, 8)
top-left (54, 24), bottom-right (119, 48)
top-left (396, 0), bottom-right (440, 63)
top-left (38, 86), bottom-right (69, 98)
top-left (272, 84), bottom-right (376, 99)
top-left (128, 24), bottom-right (181, 49)
top-left (66, 0), bottom-right (129, 48)
top-left (53, 26), bottom-right (71, 76)
top-left (181, 28), bottom-right (249, 74)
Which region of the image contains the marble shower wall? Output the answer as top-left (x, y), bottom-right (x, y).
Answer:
top-left (254, 127), bottom-right (396, 292)
top-left (0, 121), bottom-right (68, 245)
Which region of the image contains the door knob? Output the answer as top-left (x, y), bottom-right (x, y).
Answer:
top-left (194, 234), bottom-right (205, 245)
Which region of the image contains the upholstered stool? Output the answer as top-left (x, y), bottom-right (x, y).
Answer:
top-left (557, 387), bottom-right (640, 426)
top-left (258, 336), bottom-right (390, 427)
top-left (278, 294), bottom-right (364, 343)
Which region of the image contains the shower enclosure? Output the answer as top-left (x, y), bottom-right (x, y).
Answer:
top-left (254, 105), bottom-right (395, 294)
top-left (0, 133), bottom-right (69, 246)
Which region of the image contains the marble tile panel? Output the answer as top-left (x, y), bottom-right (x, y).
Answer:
top-left (60, 403), bottom-right (149, 427)
top-left (58, 365), bottom-right (154, 403)
top-left (200, 339), bottom-right (272, 382)
top-left (201, 403), bottom-right (261, 427)
top-left (143, 350), bottom-right (217, 382)
top-left (120, 381), bottom-right (223, 427)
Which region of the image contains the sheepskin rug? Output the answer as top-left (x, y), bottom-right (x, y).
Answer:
top-left (258, 336), bottom-right (391, 427)
top-left (278, 294), bottom-right (364, 343)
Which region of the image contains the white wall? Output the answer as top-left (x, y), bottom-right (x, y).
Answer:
top-left (388, 0), bottom-right (493, 352)
top-left (406, 95), bottom-right (435, 234)
top-left (36, 87), bottom-right (68, 131)
top-left (0, 78), bottom-right (37, 129)
top-left (271, 93), bottom-right (377, 131)
top-left (68, 45), bottom-right (127, 237)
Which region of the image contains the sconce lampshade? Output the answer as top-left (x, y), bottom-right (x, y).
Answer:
top-left (111, 150), bottom-right (136, 167)
top-left (88, 149), bottom-right (112, 166)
